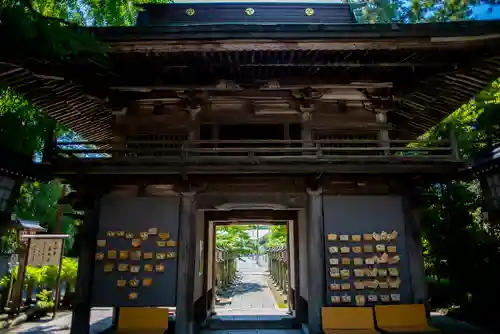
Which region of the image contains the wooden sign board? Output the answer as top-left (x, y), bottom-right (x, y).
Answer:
top-left (27, 238), bottom-right (63, 267)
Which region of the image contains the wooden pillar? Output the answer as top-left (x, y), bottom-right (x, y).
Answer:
top-left (71, 200), bottom-right (100, 334)
top-left (175, 191), bottom-right (197, 334)
top-left (306, 188), bottom-right (325, 334)
top-left (300, 106), bottom-right (313, 149)
top-left (188, 107), bottom-right (201, 144)
top-left (403, 190), bottom-right (428, 309)
top-left (42, 120), bottom-right (56, 164)
top-left (448, 124), bottom-right (460, 160)
top-left (376, 111), bottom-right (390, 155)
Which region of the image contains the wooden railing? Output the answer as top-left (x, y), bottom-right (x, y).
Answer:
top-left (54, 139), bottom-right (459, 163)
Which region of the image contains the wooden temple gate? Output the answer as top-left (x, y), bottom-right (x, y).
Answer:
top-left (1, 2), bottom-right (500, 334)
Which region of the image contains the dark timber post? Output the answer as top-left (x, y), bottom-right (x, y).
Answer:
top-left (176, 191), bottom-right (197, 334)
top-left (403, 187), bottom-right (428, 311)
top-left (306, 188), bottom-right (324, 334)
top-left (71, 198), bottom-right (101, 334)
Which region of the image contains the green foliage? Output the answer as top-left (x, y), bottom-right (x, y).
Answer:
top-left (216, 226), bottom-right (255, 257)
top-left (264, 225), bottom-right (287, 249)
top-left (13, 181), bottom-right (77, 251)
top-left (347, 0), bottom-right (498, 23)
top-left (35, 289), bottom-right (54, 309)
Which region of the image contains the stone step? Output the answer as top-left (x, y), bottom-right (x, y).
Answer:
top-left (204, 318), bottom-right (300, 331)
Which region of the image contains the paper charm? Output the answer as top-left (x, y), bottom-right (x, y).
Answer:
top-left (97, 240), bottom-right (106, 247)
top-left (157, 241), bottom-right (166, 247)
top-left (363, 234), bottom-right (373, 241)
top-left (378, 269), bottom-right (388, 277)
top-left (356, 295), bottom-right (366, 306)
top-left (107, 231), bottom-right (116, 237)
top-left (340, 235), bottom-right (349, 241)
top-left (144, 264), bottom-right (153, 272)
top-left (128, 292), bottom-right (138, 300)
top-left (156, 252), bottom-right (166, 260)
top-left (354, 281), bottom-right (365, 290)
top-left (372, 232), bottom-right (381, 241)
top-left (365, 257), bottom-right (376, 265)
top-left (378, 281), bottom-right (389, 289)
top-left (143, 252), bottom-right (153, 260)
top-left (376, 244), bottom-right (386, 252)
top-left (352, 235), bottom-right (361, 242)
top-left (389, 279), bottom-right (401, 289)
top-left (341, 295), bottom-right (352, 303)
top-left (340, 246), bottom-right (350, 254)
top-left (330, 283), bottom-right (341, 291)
top-left (104, 263), bottom-right (114, 272)
top-left (363, 245), bottom-right (374, 253)
top-left (329, 258), bottom-right (339, 265)
top-left (143, 278), bottom-right (153, 287)
top-left (116, 231), bottom-right (125, 237)
top-left (352, 246), bottom-right (362, 254)
top-left (130, 265), bottom-right (140, 273)
top-left (391, 294), bottom-right (401, 302)
top-left (132, 238), bottom-right (142, 248)
top-left (354, 269), bottom-right (364, 277)
top-left (380, 231), bottom-right (388, 241)
top-left (341, 283), bottom-right (351, 290)
top-left (116, 279), bottom-right (126, 288)
top-left (166, 241), bottom-right (178, 247)
top-left (159, 232), bottom-right (170, 240)
top-left (353, 258), bottom-right (363, 265)
top-left (365, 280), bottom-right (378, 289)
top-left (390, 230), bottom-right (398, 240)
top-left (387, 246), bottom-right (397, 253)
top-left (341, 257), bottom-right (351, 265)
top-left (388, 268), bottom-right (399, 277)
top-left (380, 295), bottom-right (390, 302)
top-left (340, 269), bottom-right (350, 278)
top-left (119, 250), bottom-right (129, 260)
top-left (95, 252), bottom-right (104, 261)
top-left (327, 234), bottom-right (337, 241)
top-left (148, 227), bottom-right (158, 235)
top-left (140, 232), bottom-right (148, 240)
top-left (368, 294), bottom-right (378, 302)
top-left (130, 250), bottom-right (141, 261)
top-left (378, 253), bottom-right (389, 264)
top-left (329, 268), bottom-right (340, 278)
top-left (388, 255), bottom-right (400, 264)
top-left (329, 246), bottom-right (339, 254)
top-left (125, 232), bottom-right (134, 239)
top-left (331, 296), bottom-right (341, 304)
top-left (155, 264), bottom-right (165, 272)
top-left (118, 264), bottom-right (129, 272)
top-left (107, 250), bottom-right (117, 260)
top-left (129, 279), bottom-right (139, 287)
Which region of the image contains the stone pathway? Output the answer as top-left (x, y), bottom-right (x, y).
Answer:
top-left (7, 308), bottom-right (113, 333)
top-left (216, 258), bottom-right (287, 316)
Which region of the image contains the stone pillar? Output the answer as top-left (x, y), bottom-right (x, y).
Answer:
top-left (71, 200), bottom-right (101, 334)
top-left (175, 191), bottom-right (197, 334)
top-left (307, 188), bottom-right (325, 334)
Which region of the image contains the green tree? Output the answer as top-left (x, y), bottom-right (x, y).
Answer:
top-left (348, 0), bottom-right (498, 24)
top-left (216, 226), bottom-right (254, 257)
top-left (263, 225), bottom-right (287, 249)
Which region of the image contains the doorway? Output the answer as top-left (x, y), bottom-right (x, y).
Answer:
top-left (203, 210), bottom-right (299, 322)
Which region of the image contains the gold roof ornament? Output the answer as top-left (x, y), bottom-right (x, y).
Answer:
top-left (305, 8), bottom-right (315, 16)
top-left (245, 8), bottom-right (255, 16)
top-left (186, 8), bottom-right (195, 16)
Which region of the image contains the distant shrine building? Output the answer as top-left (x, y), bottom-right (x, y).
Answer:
top-left (2, 2), bottom-right (500, 333)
